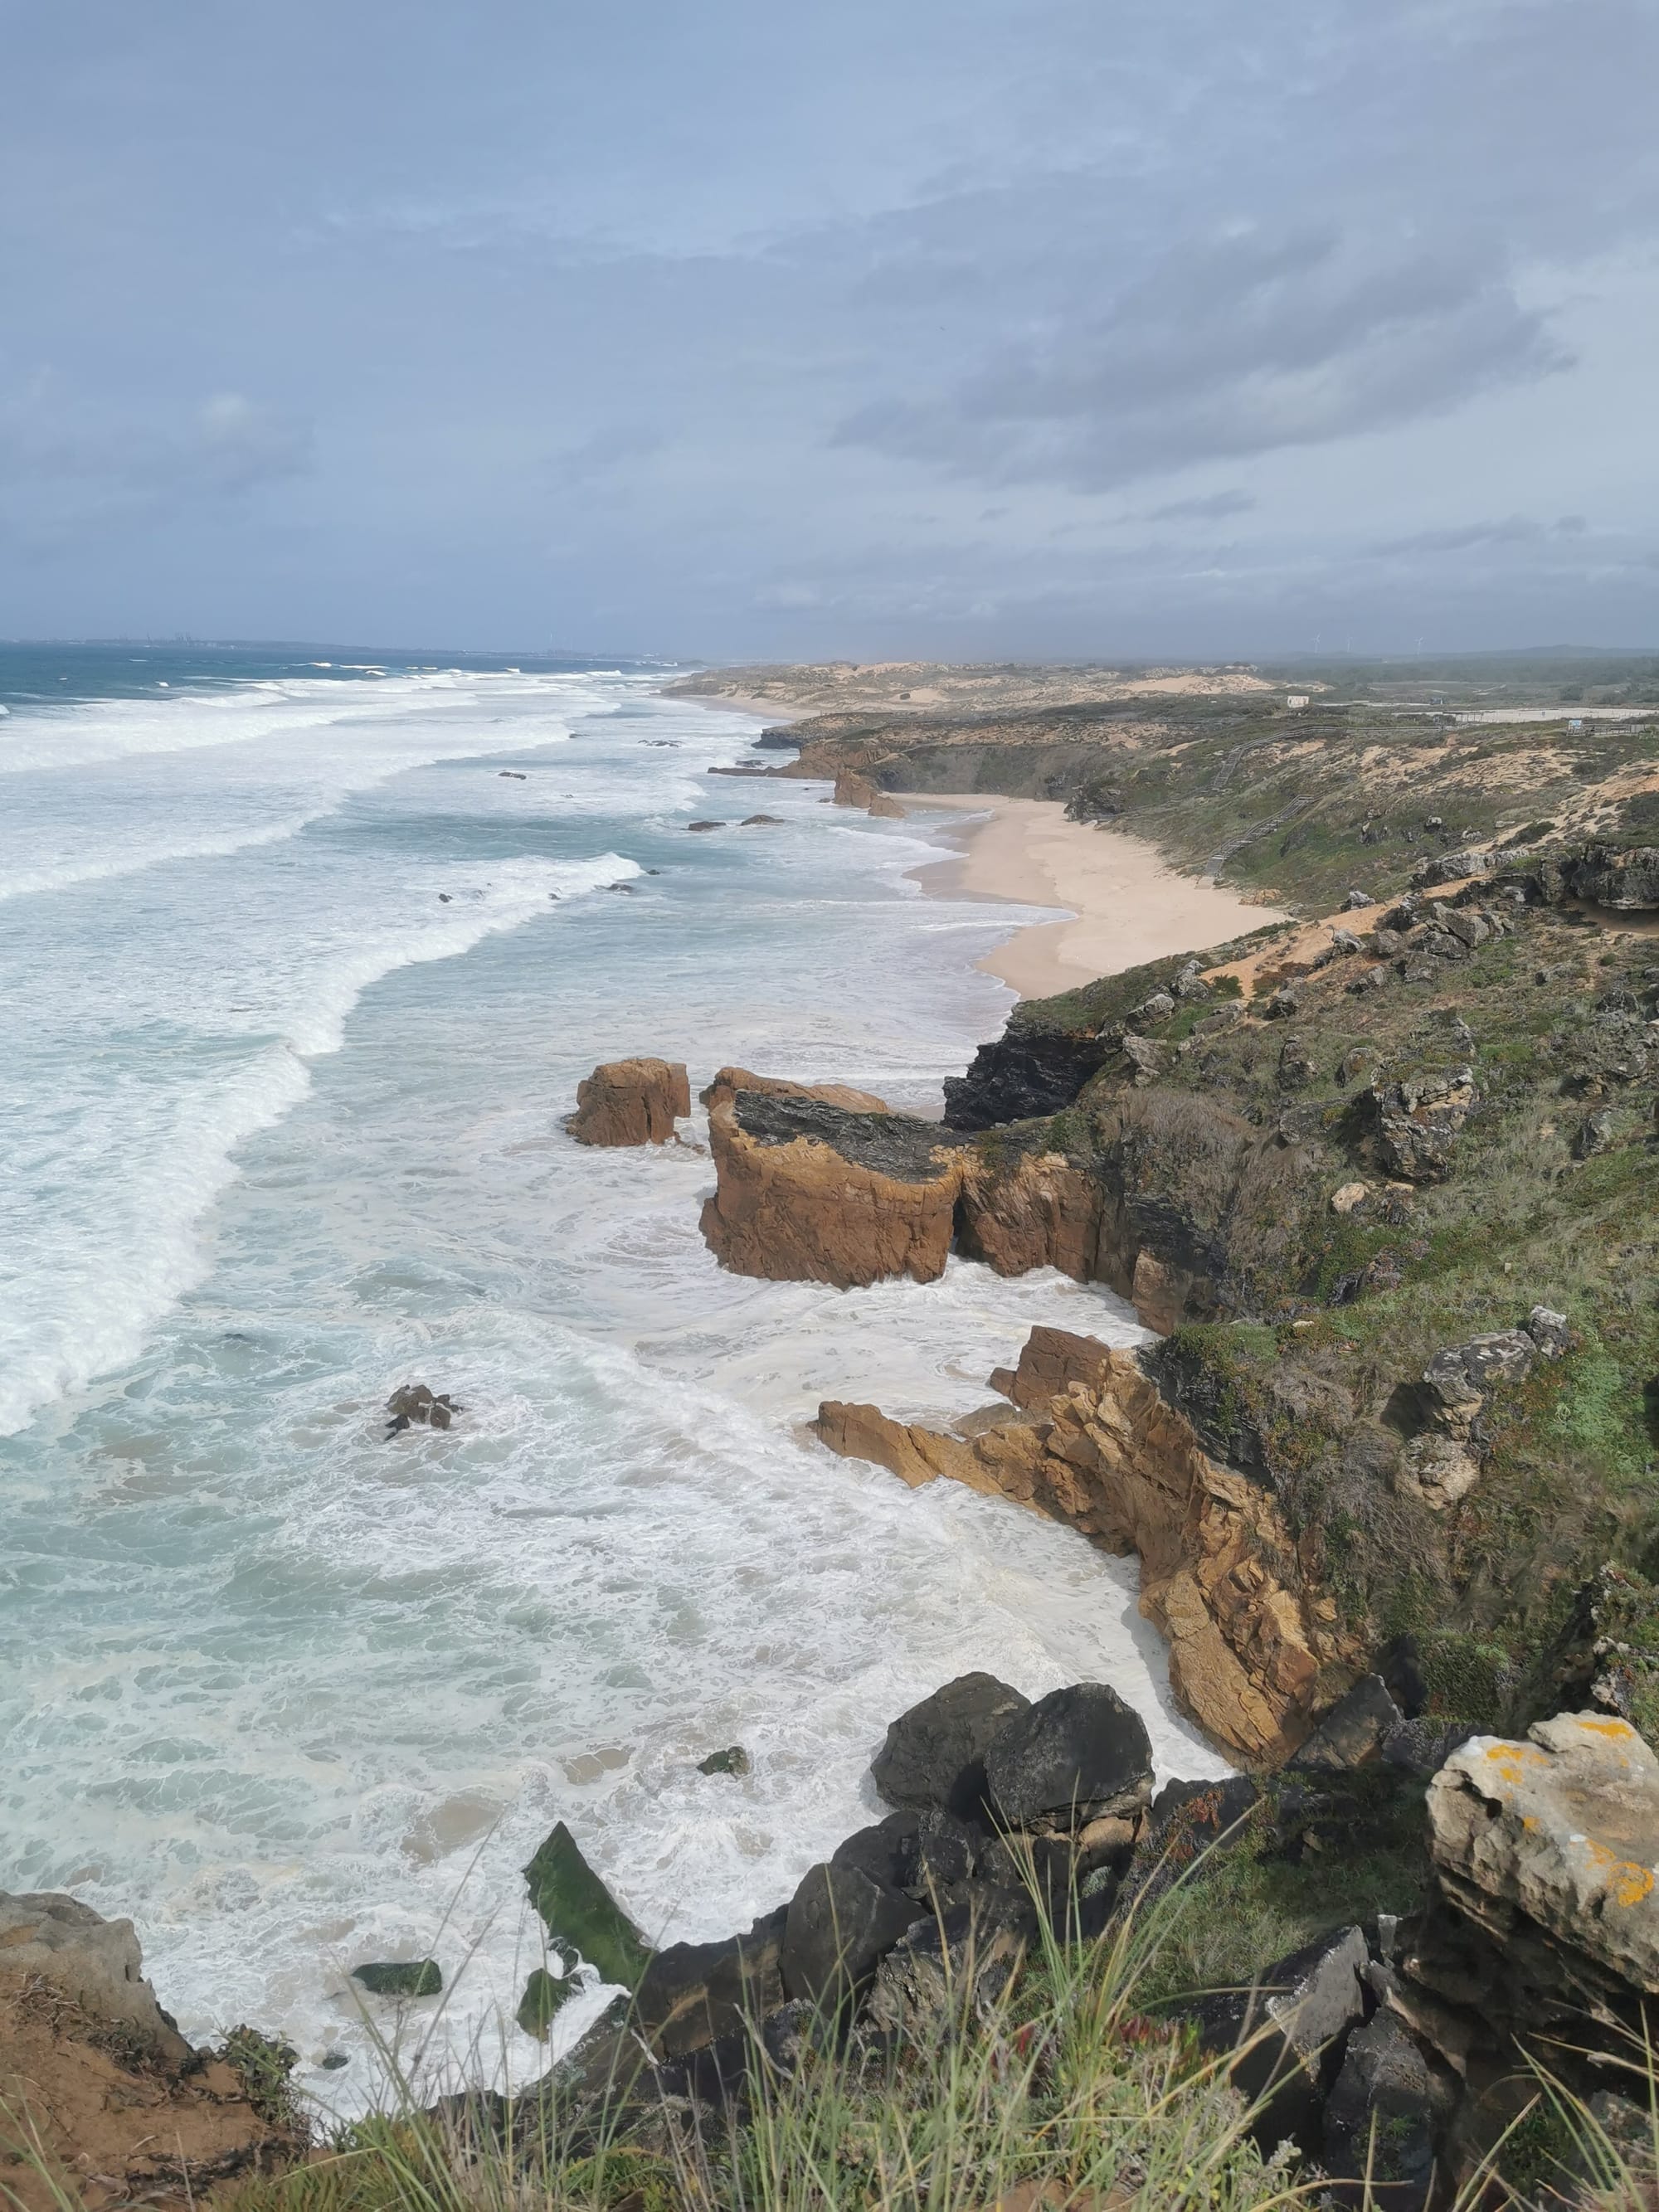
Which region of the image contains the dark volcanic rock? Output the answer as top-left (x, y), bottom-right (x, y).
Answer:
top-left (1195, 1924), bottom-right (1370, 2150)
top-left (781, 1862), bottom-right (917, 2013)
top-left (1322, 2010), bottom-right (1436, 2208)
top-left (983, 1683), bottom-right (1153, 1833)
top-left (870, 1673), bottom-right (1030, 1817)
top-left (634, 1905), bottom-right (788, 2060)
top-left (942, 1026), bottom-right (1112, 1130)
top-left (832, 1809), bottom-right (979, 1898)
top-left (1292, 1675), bottom-right (1404, 1771)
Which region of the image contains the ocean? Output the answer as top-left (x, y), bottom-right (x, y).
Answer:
top-left (0, 645), bottom-right (1223, 2109)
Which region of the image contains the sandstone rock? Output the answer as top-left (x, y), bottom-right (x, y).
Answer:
top-left (864, 1887), bottom-right (1031, 2035)
top-left (1342, 889), bottom-right (1376, 910)
top-left (955, 1149), bottom-right (1102, 1281)
top-left (832, 1808), bottom-right (980, 1898)
top-left (0, 1893), bottom-right (192, 2068)
top-left (871, 1674), bottom-right (1031, 1817)
top-left (1121, 1032), bottom-right (1170, 1082)
top-left (1137, 989), bottom-right (1176, 1020)
top-left (1527, 1305), bottom-right (1570, 1358)
top-left (566, 1057), bottom-right (691, 1145)
top-left (1196, 1924), bottom-right (1370, 2149)
top-left (983, 1683), bottom-right (1153, 1833)
top-left (1331, 1181), bottom-right (1371, 1214)
top-left (1427, 1713), bottom-right (1659, 1990)
top-left (781, 1862), bottom-right (916, 2012)
top-left (833, 771), bottom-right (903, 818)
top-left (1277, 1036), bottom-right (1315, 1090)
top-left (818, 1338), bottom-right (1352, 1761)
top-left (1002, 1325), bottom-right (1114, 1410)
top-left (385, 1381), bottom-right (460, 1435)
top-left (701, 1089), bottom-right (966, 1288)
top-left (698, 1066), bottom-right (890, 1115)
top-left (1129, 1249), bottom-right (1186, 1334)
top-left (523, 1823), bottom-right (651, 1990)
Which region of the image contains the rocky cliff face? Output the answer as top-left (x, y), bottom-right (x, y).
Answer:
top-left (814, 1327), bottom-right (1357, 1760)
top-left (0, 1894), bottom-right (294, 2210)
top-left (700, 1087), bottom-right (972, 1289)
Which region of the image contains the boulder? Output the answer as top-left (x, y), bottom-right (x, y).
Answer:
top-left (0, 1893), bottom-right (192, 2068)
top-left (781, 1862), bottom-right (917, 2013)
top-left (870, 1674), bottom-right (1031, 1818)
top-left (1196, 1923), bottom-right (1370, 2149)
top-left (864, 1887), bottom-right (1033, 2035)
top-left (385, 1381), bottom-right (460, 1435)
top-left (1426, 1712), bottom-right (1659, 1991)
top-left (700, 1087), bottom-right (967, 1288)
top-left (516, 1965), bottom-right (578, 2038)
top-left (351, 1958), bottom-right (441, 1997)
top-left (523, 1823), bottom-right (652, 1990)
top-left (634, 1905), bottom-right (787, 2060)
top-left (832, 1808), bottom-right (980, 1898)
top-left (1366, 1067), bottom-right (1477, 1183)
top-left (697, 1744), bottom-right (751, 1778)
top-left (1292, 1675), bottom-right (1404, 1771)
top-left (1526, 1305), bottom-right (1570, 1359)
top-left (566, 1057), bottom-right (691, 1146)
top-left (1573, 1106), bottom-right (1616, 1159)
top-left (1321, 2010), bottom-right (1436, 2208)
top-left (983, 1683), bottom-right (1153, 1834)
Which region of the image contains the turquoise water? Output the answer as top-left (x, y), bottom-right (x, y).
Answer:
top-left (0, 649), bottom-right (1221, 2107)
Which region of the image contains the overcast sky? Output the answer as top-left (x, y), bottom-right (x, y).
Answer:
top-left (4, 0), bottom-right (1657, 658)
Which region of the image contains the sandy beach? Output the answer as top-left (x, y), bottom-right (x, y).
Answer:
top-left (901, 793), bottom-right (1287, 1000)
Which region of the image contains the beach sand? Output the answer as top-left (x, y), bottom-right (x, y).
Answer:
top-left (902, 793), bottom-right (1287, 1000)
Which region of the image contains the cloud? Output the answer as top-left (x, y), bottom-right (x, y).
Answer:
top-left (834, 226), bottom-right (1571, 493)
top-left (1373, 516), bottom-right (1542, 557)
top-left (1141, 489), bottom-right (1256, 523)
top-left (0, 386), bottom-right (311, 546)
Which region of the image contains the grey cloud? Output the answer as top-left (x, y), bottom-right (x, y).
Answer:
top-left (1143, 489), bottom-right (1256, 523)
top-left (0, 389), bottom-right (311, 546)
top-left (835, 227), bottom-right (1570, 492)
top-left (1374, 517), bottom-right (1542, 557)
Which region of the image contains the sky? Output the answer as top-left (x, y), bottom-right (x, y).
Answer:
top-left (2, 0), bottom-right (1658, 659)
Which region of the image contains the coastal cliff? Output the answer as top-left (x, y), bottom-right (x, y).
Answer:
top-left (815, 1327), bottom-right (1358, 1760)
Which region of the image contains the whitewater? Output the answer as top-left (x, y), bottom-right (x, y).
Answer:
top-left (0, 648), bottom-right (1223, 2113)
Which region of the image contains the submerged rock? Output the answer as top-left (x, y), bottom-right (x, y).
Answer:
top-left (351, 1958), bottom-right (441, 1997)
top-left (385, 1381), bottom-right (460, 1436)
top-left (697, 1745), bottom-right (751, 1777)
top-left (523, 1822), bottom-right (652, 1991)
top-left (566, 1057), bottom-right (691, 1146)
